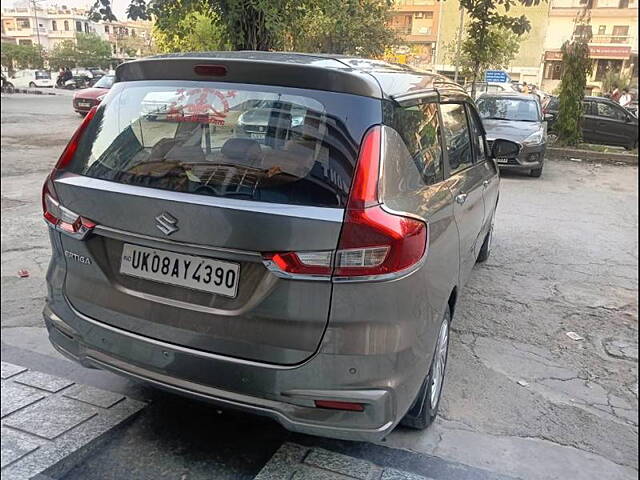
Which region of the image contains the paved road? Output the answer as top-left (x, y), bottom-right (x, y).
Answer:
top-left (1, 93), bottom-right (638, 480)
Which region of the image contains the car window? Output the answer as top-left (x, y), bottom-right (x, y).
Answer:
top-left (582, 101), bottom-right (593, 115)
top-left (476, 97), bottom-right (540, 122)
top-left (440, 103), bottom-right (474, 174)
top-left (466, 104), bottom-right (487, 163)
top-left (387, 101), bottom-right (443, 186)
top-left (596, 102), bottom-right (627, 121)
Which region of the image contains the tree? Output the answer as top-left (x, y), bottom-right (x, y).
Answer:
top-left (554, 30), bottom-right (591, 145)
top-left (292, 0), bottom-right (398, 57)
top-left (458, 0), bottom-right (541, 98)
top-left (601, 69), bottom-right (632, 94)
top-left (49, 34), bottom-right (112, 69)
top-left (445, 25), bottom-right (521, 82)
top-left (89, 0), bottom-right (397, 55)
top-left (118, 31), bottom-right (157, 57)
top-left (1, 43), bottom-right (45, 74)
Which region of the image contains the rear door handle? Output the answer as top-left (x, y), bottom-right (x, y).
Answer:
top-left (455, 193), bottom-right (468, 204)
top-left (482, 180), bottom-right (489, 188)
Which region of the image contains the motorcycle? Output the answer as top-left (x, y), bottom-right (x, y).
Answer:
top-left (56, 75), bottom-right (89, 90)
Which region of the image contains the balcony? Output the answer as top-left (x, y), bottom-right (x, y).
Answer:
top-left (590, 34), bottom-right (631, 44)
top-left (392, 26), bottom-right (413, 35)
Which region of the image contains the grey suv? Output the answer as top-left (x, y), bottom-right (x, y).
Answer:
top-left (43, 52), bottom-right (518, 441)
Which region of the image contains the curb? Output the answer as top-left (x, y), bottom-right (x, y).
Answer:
top-left (1, 86), bottom-right (57, 96)
top-left (547, 147), bottom-right (638, 166)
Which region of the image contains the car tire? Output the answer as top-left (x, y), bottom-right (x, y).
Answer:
top-left (6, 82), bottom-right (13, 89)
top-left (400, 307), bottom-right (451, 430)
top-left (476, 222), bottom-right (493, 263)
top-left (29, 82), bottom-right (36, 88)
top-left (529, 167), bottom-right (543, 178)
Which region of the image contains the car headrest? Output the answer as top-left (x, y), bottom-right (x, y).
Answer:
top-left (221, 138), bottom-right (263, 166)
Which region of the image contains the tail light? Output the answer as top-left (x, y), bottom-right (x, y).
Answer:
top-left (263, 126), bottom-right (427, 279)
top-left (43, 106), bottom-right (97, 238)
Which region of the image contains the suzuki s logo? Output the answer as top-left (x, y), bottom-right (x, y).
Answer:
top-left (155, 212), bottom-right (179, 235)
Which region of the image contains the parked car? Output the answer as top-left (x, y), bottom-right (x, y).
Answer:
top-left (9, 69), bottom-right (53, 88)
top-left (42, 52), bottom-right (518, 441)
top-left (465, 81), bottom-right (519, 100)
top-left (545, 96), bottom-right (638, 150)
top-left (476, 92), bottom-right (547, 177)
top-left (72, 74), bottom-right (115, 115)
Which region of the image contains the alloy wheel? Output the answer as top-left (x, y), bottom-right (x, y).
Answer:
top-left (430, 317), bottom-right (450, 410)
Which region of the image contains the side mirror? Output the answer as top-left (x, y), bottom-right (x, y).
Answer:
top-left (491, 139), bottom-right (521, 159)
top-left (544, 113), bottom-right (554, 121)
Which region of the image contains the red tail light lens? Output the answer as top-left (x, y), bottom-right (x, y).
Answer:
top-left (314, 400), bottom-right (365, 412)
top-left (43, 106), bottom-right (98, 237)
top-left (262, 125), bottom-right (427, 279)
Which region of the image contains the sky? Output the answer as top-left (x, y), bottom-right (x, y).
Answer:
top-left (5, 0), bottom-right (131, 20)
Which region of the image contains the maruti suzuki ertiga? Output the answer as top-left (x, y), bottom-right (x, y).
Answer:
top-left (43, 52), bottom-right (517, 440)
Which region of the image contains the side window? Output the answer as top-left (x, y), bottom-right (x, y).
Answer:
top-left (389, 101), bottom-right (443, 186)
top-left (466, 104), bottom-right (487, 163)
top-left (596, 102), bottom-right (626, 120)
top-left (440, 103), bottom-right (474, 174)
top-left (582, 101), bottom-right (592, 115)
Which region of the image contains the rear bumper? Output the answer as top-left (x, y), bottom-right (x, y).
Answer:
top-left (44, 301), bottom-right (404, 441)
top-left (496, 143), bottom-right (546, 170)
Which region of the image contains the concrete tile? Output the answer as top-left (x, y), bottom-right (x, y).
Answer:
top-left (254, 443), bottom-right (309, 480)
top-left (13, 371), bottom-right (75, 393)
top-left (291, 465), bottom-right (354, 479)
top-left (0, 427), bottom-right (41, 468)
top-left (1, 362), bottom-right (27, 380)
top-left (304, 448), bottom-right (374, 480)
top-left (3, 396), bottom-right (98, 440)
top-left (1, 382), bottom-right (46, 418)
top-left (62, 385), bottom-right (125, 409)
top-left (382, 468), bottom-right (434, 480)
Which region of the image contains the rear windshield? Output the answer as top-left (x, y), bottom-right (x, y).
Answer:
top-left (69, 81), bottom-right (379, 207)
top-left (476, 97), bottom-right (541, 122)
top-left (35, 71), bottom-right (51, 79)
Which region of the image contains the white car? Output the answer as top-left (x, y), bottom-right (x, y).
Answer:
top-left (466, 81), bottom-right (518, 100)
top-left (8, 69), bottom-right (54, 88)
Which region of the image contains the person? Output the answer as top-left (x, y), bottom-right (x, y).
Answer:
top-left (610, 87), bottom-right (621, 103)
top-left (619, 88), bottom-right (632, 107)
top-left (521, 82), bottom-right (530, 94)
top-left (56, 67), bottom-right (65, 87)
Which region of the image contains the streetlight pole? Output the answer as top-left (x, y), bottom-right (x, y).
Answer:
top-left (453, 6), bottom-right (465, 83)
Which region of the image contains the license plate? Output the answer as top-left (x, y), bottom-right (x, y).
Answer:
top-left (496, 158), bottom-right (510, 164)
top-left (78, 102), bottom-right (91, 107)
top-left (120, 244), bottom-right (240, 298)
top-left (249, 133), bottom-right (265, 139)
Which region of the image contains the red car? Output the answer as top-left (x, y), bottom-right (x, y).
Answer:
top-left (72, 74), bottom-right (115, 115)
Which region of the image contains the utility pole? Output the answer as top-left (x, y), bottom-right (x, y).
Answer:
top-left (453, 6), bottom-right (465, 83)
top-left (30, 0), bottom-right (44, 67)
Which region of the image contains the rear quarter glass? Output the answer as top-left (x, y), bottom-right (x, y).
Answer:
top-left (67, 80), bottom-right (382, 208)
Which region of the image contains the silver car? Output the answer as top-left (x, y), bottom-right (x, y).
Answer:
top-left (43, 52), bottom-right (518, 441)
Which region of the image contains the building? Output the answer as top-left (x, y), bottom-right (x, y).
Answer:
top-left (389, 0), bottom-right (443, 69)
top-left (95, 19), bottom-right (153, 61)
top-left (1, 5), bottom-right (94, 49)
top-left (541, 0), bottom-right (639, 94)
top-left (433, 0), bottom-right (551, 83)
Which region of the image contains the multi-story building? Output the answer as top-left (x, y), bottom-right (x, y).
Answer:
top-left (389, 0), bottom-right (443, 68)
top-left (95, 19), bottom-right (154, 60)
top-left (1, 5), bottom-right (94, 49)
top-left (433, 0), bottom-right (551, 83)
top-left (541, 0), bottom-right (638, 94)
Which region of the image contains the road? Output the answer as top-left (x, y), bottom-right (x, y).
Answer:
top-left (1, 93), bottom-right (638, 480)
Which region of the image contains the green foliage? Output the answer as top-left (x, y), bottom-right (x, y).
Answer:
top-left (293, 0), bottom-right (398, 57)
top-left (0, 43), bottom-right (45, 74)
top-left (457, 0), bottom-right (541, 96)
top-left (445, 26), bottom-right (521, 80)
top-left (601, 69), bottom-right (632, 93)
top-left (89, 0), bottom-right (397, 55)
top-left (555, 36), bottom-right (591, 146)
top-left (49, 34), bottom-right (112, 69)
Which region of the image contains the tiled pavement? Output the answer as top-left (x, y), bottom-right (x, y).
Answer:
top-left (1, 361), bottom-right (145, 480)
top-left (256, 443), bottom-right (435, 480)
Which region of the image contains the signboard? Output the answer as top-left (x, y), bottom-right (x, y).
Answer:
top-left (589, 45), bottom-right (631, 59)
top-left (545, 50), bottom-right (563, 61)
top-left (485, 70), bottom-right (510, 83)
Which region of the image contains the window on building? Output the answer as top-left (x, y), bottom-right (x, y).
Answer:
top-left (16, 17), bottom-right (30, 29)
top-left (84, 23), bottom-right (89, 33)
top-left (131, 28), bottom-right (136, 36)
top-left (76, 21), bottom-right (82, 32)
top-left (544, 61), bottom-right (563, 80)
top-left (64, 20), bottom-right (69, 31)
top-left (574, 25), bottom-right (592, 39)
top-left (52, 20), bottom-right (57, 31)
top-left (18, 39), bottom-right (33, 45)
top-left (611, 25), bottom-right (629, 42)
top-left (619, 0), bottom-right (629, 7)
top-left (414, 12), bottom-right (434, 19)
top-left (104, 25), bottom-right (110, 33)
top-left (598, 25), bottom-right (606, 35)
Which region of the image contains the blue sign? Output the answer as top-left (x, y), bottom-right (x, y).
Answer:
top-left (485, 70), bottom-right (510, 83)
